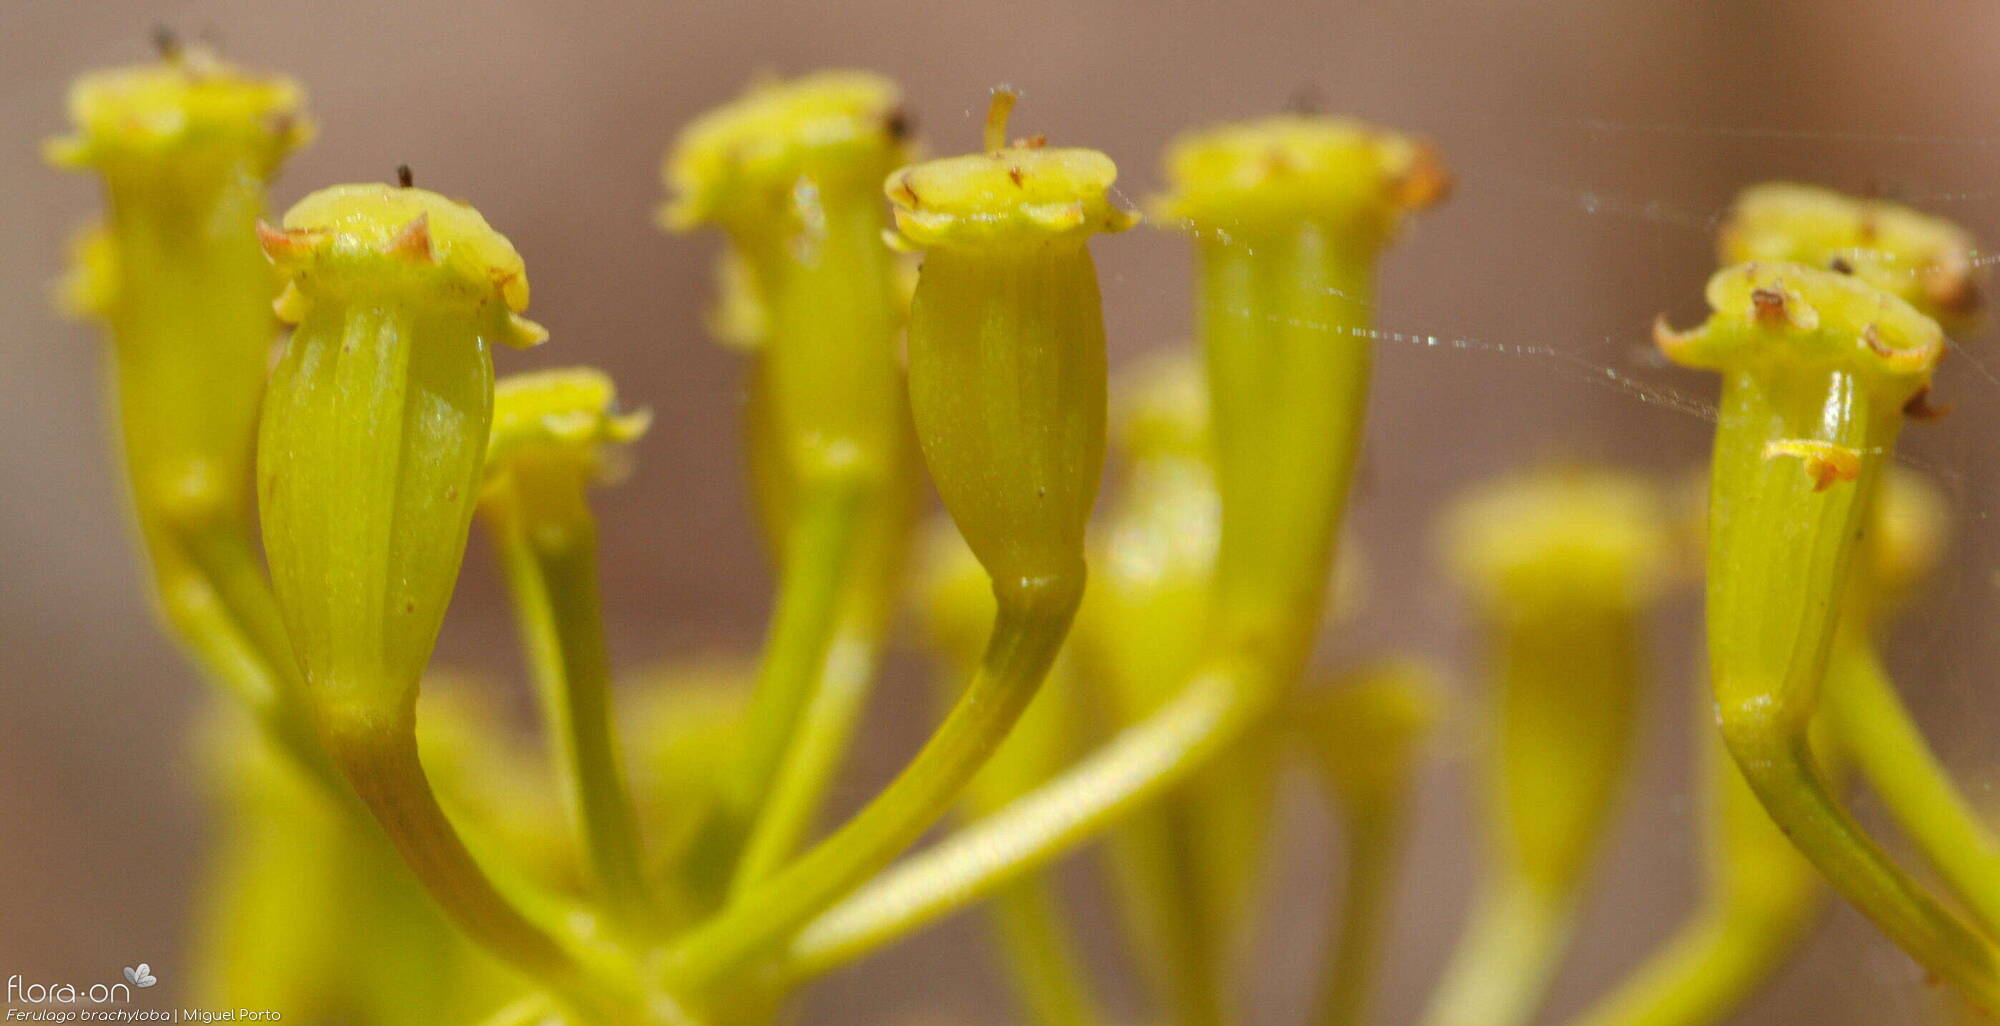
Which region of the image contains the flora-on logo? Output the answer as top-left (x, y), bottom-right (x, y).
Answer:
top-left (5, 964), bottom-right (155, 1005)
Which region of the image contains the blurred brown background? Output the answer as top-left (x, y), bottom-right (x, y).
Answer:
top-left (8, 1), bottom-right (2000, 1023)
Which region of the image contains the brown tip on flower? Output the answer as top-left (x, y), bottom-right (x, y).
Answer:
top-left (395, 163), bottom-right (414, 188)
top-left (383, 214), bottom-right (434, 262)
top-left (255, 220), bottom-right (317, 263)
top-left (1751, 287), bottom-right (1790, 325)
top-left (1927, 270), bottom-right (1982, 320)
top-left (1903, 387), bottom-right (1951, 422)
top-left (1762, 439), bottom-right (1862, 492)
top-left (1651, 312), bottom-right (1692, 358)
top-left (1391, 141), bottom-right (1452, 211)
top-left (885, 106), bottom-right (912, 142)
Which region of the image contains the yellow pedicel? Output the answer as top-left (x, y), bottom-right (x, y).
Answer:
top-left (1720, 183), bottom-right (1980, 327)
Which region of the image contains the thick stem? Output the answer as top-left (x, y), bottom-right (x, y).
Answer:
top-left (663, 577), bottom-right (1084, 991)
top-left (1725, 727), bottom-right (2000, 1005)
top-left (98, 154), bottom-right (326, 785)
top-left (327, 720), bottom-right (627, 1020)
top-left (1424, 606), bottom-right (1642, 1026)
top-left (782, 661), bottom-right (1263, 980)
top-left (723, 171), bottom-right (909, 893)
top-left (1201, 226), bottom-right (1371, 657)
top-left (488, 463), bottom-right (654, 939)
top-left (732, 624), bottom-right (885, 888)
top-left (779, 224), bottom-right (1379, 981)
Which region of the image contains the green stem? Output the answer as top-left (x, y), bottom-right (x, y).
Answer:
top-left (327, 721), bottom-right (634, 1021)
top-left (1419, 875), bottom-right (1571, 1026)
top-left (664, 577), bottom-right (1084, 991)
top-left (782, 660), bottom-right (1265, 980)
top-left (488, 466), bottom-right (655, 940)
top-left (1314, 795), bottom-right (1408, 1026)
top-left (726, 483), bottom-right (866, 888)
top-left (1724, 726), bottom-right (2000, 1004)
top-left (1826, 630), bottom-right (2000, 940)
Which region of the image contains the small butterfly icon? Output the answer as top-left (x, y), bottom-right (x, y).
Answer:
top-left (122, 964), bottom-right (156, 988)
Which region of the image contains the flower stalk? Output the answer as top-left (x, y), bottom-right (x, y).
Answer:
top-left (1718, 184), bottom-right (2000, 942)
top-left (918, 523), bottom-right (1105, 1026)
top-left (778, 113), bottom-right (1445, 981)
top-left (254, 183), bottom-right (638, 1018)
top-left (481, 369), bottom-right (656, 941)
top-left (658, 88), bottom-right (1132, 996)
top-left (1661, 260), bottom-right (2000, 1005)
